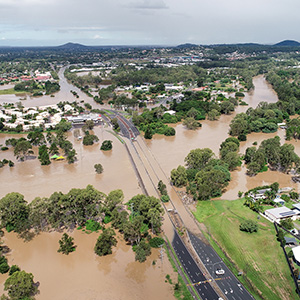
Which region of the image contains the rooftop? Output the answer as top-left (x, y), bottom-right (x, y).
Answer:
top-left (265, 206), bottom-right (297, 219)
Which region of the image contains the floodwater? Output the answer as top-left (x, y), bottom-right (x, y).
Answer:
top-left (0, 127), bottom-right (141, 201)
top-left (0, 230), bottom-right (175, 300)
top-left (0, 67), bottom-right (100, 108)
top-left (0, 73), bottom-right (296, 299)
top-left (146, 75), bottom-right (300, 199)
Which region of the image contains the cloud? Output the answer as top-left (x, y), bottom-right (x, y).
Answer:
top-left (59, 26), bottom-right (106, 32)
top-left (126, 0), bottom-right (168, 9)
top-left (93, 34), bottom-right (103, 39)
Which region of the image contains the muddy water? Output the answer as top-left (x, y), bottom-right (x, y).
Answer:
top-left (146, 75), bottom-right (300, 199)
top-left (0, 230), bottom-right (175, 300)
top-left (0, 74), bottom-right (293, 299)
top-left (0, 126), bottom-right (141, 201)
top-left (0, 68), bottom-right (104, 109)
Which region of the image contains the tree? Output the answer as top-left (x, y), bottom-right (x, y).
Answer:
top-left (135, 240), bottom-right (151, 262)
top-left (207, 109), bottom-right (220, 121)
top-left (220, 101), bottom-right (234, 114)
top-left (13, 140), bottom-right (32, 161)
top-left (94, 228), bottom-right (117, 256)
top-left (100, 140), bottom-right (112, 151)
top-left (4, 270), bottom-right (38, 300)
top-left (103, 190), bottom-right (124, 215)
top-left (27, 131), bottom-right (45, 146)
top-left (0, 256), bottom-right (9, 274)
top-left (66, 149), bottom-right (77, 164)
top-left (85, 120), bottom-right (95, 130)
top-left (280, 218), bottom-right (294, 230)
top-left (0, 193), bottom-right (29, 233)
top-left (222, 151), bottom-right (240, 171)
top-left (185, 148), bottom-right (214, 170)
top-left (58, 233), bottom-right (76, 255)
top-left (239, 220), bottom-right (258, 233)
top-left (55, 120), bottom-right (72, 132)
top-left (94, 163), bottom-right (104, 174)
top-left (9, 265), bottom-right (20, 276)
top-left (183, 117), bottom-right (201, 130)
top-left (171, 165), bottom-right (188, 187)
top-left (38, 145), bottom-right (50, 165)
top-left (83, 134), bottom-right (99, 146)
top-left (144, 125), bottom-right (153, 139)
top-left (49, 142), bottom-right (59, 155)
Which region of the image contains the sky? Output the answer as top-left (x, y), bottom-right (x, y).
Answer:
top-left (0, 0), bottom-right (300, 46)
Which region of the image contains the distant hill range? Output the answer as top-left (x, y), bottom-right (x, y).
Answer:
top-left (176, 43), bottom-right (199, 48)
top-left (274, 40), bottom-right (300, 46)
top-left (56, 42), bottom-right (89, 50)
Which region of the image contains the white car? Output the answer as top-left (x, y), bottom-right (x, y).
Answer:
top-left (215, 269), bottom-right (225, 275)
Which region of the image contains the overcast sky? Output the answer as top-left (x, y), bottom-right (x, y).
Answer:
top-left (0, 0), bottom-right (300, 46)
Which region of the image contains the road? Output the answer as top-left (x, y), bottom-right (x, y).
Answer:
top-left (172, 230), bottom-right (220, 300)
top-left (110, 112), bottom-right (258, 300)
top-left (189, 232), bottom-right (255, 300)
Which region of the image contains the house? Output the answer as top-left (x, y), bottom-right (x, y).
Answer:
top-left (284, 237), bottom-right (298, 246)
top-left (264, 207), bottom-right (299, 223)
top-left (292, 246), bottom-right (300, 264)
top-left (163, 110), bottom-right (176, 116)
top-left (273, 197), bottom-right (285, 206)
top-left (249, 188), bottom-right (271, 201)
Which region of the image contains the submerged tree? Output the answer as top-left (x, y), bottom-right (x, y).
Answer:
top-left (57, 233), bottom-right (76, 255)
top-left (94, 228), bottom-right (117, 256)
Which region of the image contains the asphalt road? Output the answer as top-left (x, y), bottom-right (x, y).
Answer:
top-left (108, 110), bottom-right (140, 140)
top-left (172, 230), bottom-right (220, 300)
top-left (188, 232), bottom-right (255, 300)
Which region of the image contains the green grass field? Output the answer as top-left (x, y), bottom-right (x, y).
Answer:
top-left (193, 199), bottom-right (297, 300)
top-left (0, 88), bottom-right (25, 95)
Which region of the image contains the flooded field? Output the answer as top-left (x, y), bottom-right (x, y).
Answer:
top-left (0, 73), bottom-right (298, 299)
top-left (146, 76), bottom-right (300, 199)
top-left (0, 230), bottom-right (175, 300)
top-left (0, 127), bottom-right (141, 201)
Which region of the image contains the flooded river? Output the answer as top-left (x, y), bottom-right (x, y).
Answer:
top-left (0, 230), bottom-right (175, 300)
top-left (145, 75), bottom-right (300, 199)
top-left (0, 73), bottom-right (297, 299)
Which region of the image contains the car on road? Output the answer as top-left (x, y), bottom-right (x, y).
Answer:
top-left (215, 269), bottom-right (225, 275)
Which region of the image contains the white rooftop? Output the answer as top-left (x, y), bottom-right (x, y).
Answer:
top-left (293, 246), bottom-right (300, 263)
top-left (265, 206), bottom-right (297, 219)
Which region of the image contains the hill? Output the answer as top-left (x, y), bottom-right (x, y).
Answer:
top-left (274, 40), bottom-right (300, 47)
top-left (56, 42), bottom-right (88, 50)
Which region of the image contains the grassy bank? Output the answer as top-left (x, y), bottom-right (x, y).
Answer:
top-left (0, 88), bottom-right (25, 95)
top-left (193, 199), bottom-right (297, 300)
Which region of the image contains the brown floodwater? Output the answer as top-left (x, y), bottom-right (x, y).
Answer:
top-left (0, 74), bottom-right (296, 299)
top-left (0, 230), bottom-right (175, 300)
top-left (146, 75), bottom-right (300, 199)
top-left (0, 127), bottom-right (141, 201)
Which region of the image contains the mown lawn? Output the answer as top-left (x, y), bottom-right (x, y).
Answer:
top-left (193, 199), bottom-right (297, 300)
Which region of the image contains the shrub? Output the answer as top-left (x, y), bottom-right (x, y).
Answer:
top-left (1, 147), bottom-right (8, 151)
top-left (239, 219), bottom-right (258, 233)
top-left (85, 220), bottom-right (102, 232)
top-left (9, 265), bottom-right (20, 276)
top-left (161, 195), bottom-right (170, 203)
top-left (149, 237), bottom-right (165, 248)
top-left (94, 163), bottom-right (103, 174)
top-left (100, 140), bottom-right (112, 151)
